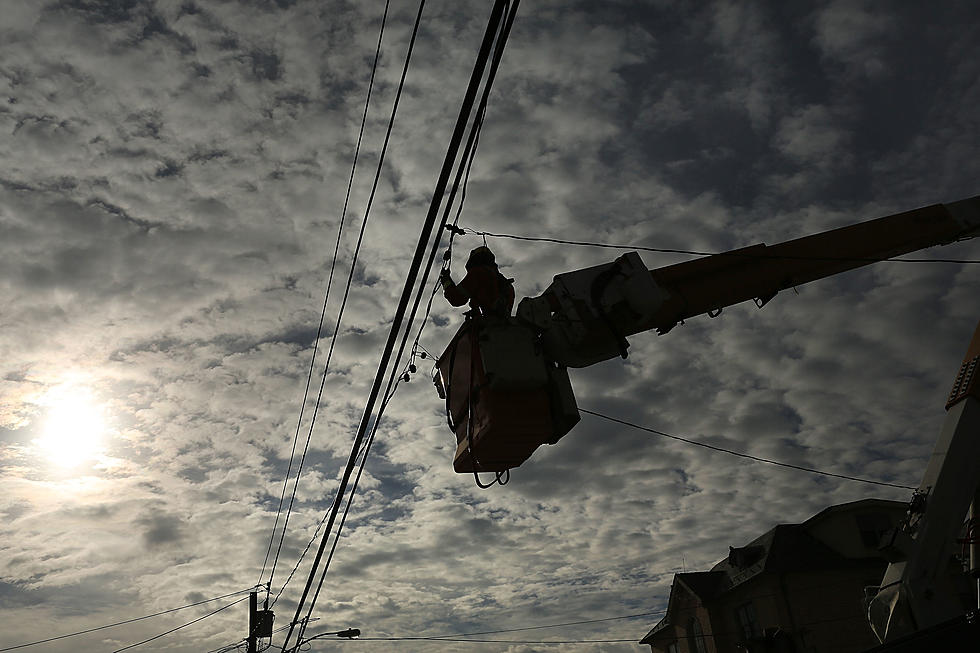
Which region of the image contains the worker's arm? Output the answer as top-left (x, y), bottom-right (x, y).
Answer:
top-left (440, 269), bottom-right (470, 307)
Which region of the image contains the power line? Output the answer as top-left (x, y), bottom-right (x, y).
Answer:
top-left (0, 588), bottom-right (257, 652)
top-left (317, 636), bottom-right (643, 644)
top-left (279, 3), bottom-right (517, 649)
top-left (110, 596), bottom-right (250, 653)
top-left (271, 507), bottom-right (330, 608)
top-left (580, 407), bottom-right (916, 490)
top-left (260, 0), bottom-right (394, 595)
top-left (269, 0), bottom-right (415, 604)
top-left (271, 0), bottom-right (425, 619)
top-left (301, 609), bottom-right (889, 647)
top-left (462, 227), bottom-right (980, 264)
top-left (396, 0), bottom-right (521, 493)
top-left (298, 1), bottom-right (524, 631)
top-left (302, 611), bottom-right (887, 646)
top-left (206, 620), bottom-right (314, 653)
top-left (441, 610), bottom-right (666, 637)
top-left (277, 0), bottom-right (435, 645)
top-left (305, 609), bottom-right (667, 644)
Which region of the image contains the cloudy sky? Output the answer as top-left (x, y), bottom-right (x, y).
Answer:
top-left (2, 1), bottom-right (979, 651)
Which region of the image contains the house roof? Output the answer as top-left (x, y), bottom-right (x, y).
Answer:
top-left (638, 499), bottom-right (907, 645)
top-left (802, 497), bottom-right (906, 530)
top-left (709, 523), bottom-right (852, 586)
top-left (676, 571), bottom-right (729, 601)
top-left (640, 615), bottom-right (669, 644)
top-left (639, 571), bottom-right (727, 644)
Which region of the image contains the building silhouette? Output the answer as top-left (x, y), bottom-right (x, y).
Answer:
top-left (640, 499), bottom-right (907, 653)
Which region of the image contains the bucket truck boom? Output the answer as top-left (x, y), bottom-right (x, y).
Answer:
top-left (517, 196), bottom-right (980, 368)
top-left (866, 320), bottom-right (980, 645)
top-left (433, 196), bottom-right (980, 475)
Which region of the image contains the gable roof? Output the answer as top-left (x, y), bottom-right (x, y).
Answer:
top-left (676, 571), bottom-right (729, 601)
top-left (639, 571), bottom-right (726, 644)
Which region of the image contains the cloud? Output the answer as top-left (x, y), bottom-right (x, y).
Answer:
top-left (0, 2), bottom-right (978, 652)
top-left (137, 509), bottom-right (186, 548)
top-left (810, 0), bottom-right (894, 78)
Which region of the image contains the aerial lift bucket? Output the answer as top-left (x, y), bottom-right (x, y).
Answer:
top-left (434, 317), bottom-right (579, 473)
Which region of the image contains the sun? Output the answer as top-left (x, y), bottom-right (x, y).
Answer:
top-left (35, 387), bottom-right (107, 468)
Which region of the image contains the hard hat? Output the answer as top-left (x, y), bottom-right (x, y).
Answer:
top-left (465, 246), bottom-right (496, 269)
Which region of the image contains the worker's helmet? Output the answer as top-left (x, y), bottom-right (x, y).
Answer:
top-left (465, 246), bottom-right (496, 269)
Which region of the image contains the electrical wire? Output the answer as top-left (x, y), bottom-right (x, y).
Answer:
top-left (300, 609), bottom-right (667, 646)
top-left (260, 0), bottom-right (394, 594)
top-left (298, 0), bottom-right (524, 623)
top-left (417, 610), bottom-right (667, 639)
top-left (270, 0), bottom-right (418, 614)
top-left (315, 636), bottom-right (643, 644)
top-left (269, 0), bottom-right (408, 607)
top-left (396, 0), bottom-right (521, 494)
top-left (280, 3), bottom-right (517, 649)
top-left (0, 588), bottom-right (257, 652)
top-left (461, 228), bottom-right (980, 264)
top-left (110, 596), bottom-right (250, 653)
top-left (301, 609), bottom-right (890, 646)
top-left (280, 0), bottom-right (515, 610)
top-left (296, 571), bottom-right (925, 647)
top-left (293, 0), bottom-right (515, 634)
top-left (206, 620), bottom-right (313, 653)
top-left (297, 283), bottom-right (447, 631)
top-left (271, 0), bottom-right (422, 606)
top-left (579, 407), bottom-right (916, 490)
top-left (271, 508), bottom-right (331, 608)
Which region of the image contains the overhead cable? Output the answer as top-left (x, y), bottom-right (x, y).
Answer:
top-left (205, 620), bottom-right (312, 653)
top-left (462, 228), bottom-right (980, 264)
top-left (301, 609), bottom-right (895, 647)
top-left (316, 636), bottom-right (643, 644)
top-left (110, 596), bottom-right (250, 653)
top-left (279, 2), bottom-right (518, 649)
top-left (272, 0), bottom-right (423, 619)
top-left (0, 588), bottom-right (256, 652)
top-left (271, 506), bottom-right (331, 608)
top-left (299, 1), bottom-right (524, 630)
top-left (385, 609), bottom-right (666, 641)
top-left (271, 0), bottom-right (417, 605)
top-left (580, 407), bottom-right (916, 490)
top-left (260, 0), bottom-right (394, 594)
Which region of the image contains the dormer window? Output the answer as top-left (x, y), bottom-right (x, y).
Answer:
top-left (728, 545), bottom-right (764, 569)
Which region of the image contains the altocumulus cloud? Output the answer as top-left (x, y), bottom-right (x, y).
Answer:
top-left (1, 1), bottom-right (979, 652)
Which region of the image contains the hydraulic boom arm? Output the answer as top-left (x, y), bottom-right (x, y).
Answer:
top-left (436, 196), bottom-right (979, 477)
top-left (867, 319), bottom-right (980, 643)
top-left (517, 197), bottom-right (980, 367)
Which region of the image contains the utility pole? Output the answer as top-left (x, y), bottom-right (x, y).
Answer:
top-left (247, 591), bottom-right (258, 653)
top-left (246, 587), bottom-right (274, 652)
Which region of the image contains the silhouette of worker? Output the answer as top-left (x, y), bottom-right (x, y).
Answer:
top-left (439, 246), bottom-right (515, 317)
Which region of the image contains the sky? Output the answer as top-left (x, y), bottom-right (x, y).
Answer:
top-left (1, 1), bottom-right (979, 651)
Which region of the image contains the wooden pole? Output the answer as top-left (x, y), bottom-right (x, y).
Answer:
top-left (247, 591), bottom-right (257, 653)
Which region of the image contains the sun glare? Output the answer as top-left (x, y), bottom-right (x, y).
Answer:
top-left (35, 387), bottom-right (107, 468)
